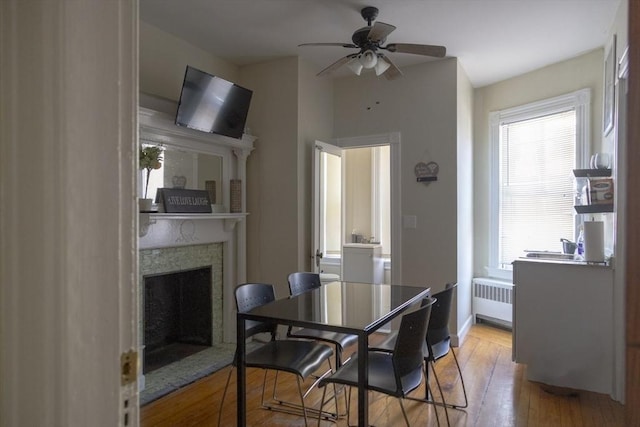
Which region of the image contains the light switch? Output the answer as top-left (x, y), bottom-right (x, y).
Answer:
top-left (403, 215), bottom-right (417, 229)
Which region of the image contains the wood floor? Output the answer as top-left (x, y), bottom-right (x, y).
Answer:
top-left (141, 324), bottom-right (624, 426)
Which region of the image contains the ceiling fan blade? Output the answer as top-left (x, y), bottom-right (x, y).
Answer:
top-left (298, 42), bottom-right (358, 49)
top-left (380, 54), bottom-right (403, 80)
top-left (367, 22), bottom-right (396, 43)
top-left (385, 43), bottom-right (446, 58)
top-left (317, 54), bottom-right (358, 77)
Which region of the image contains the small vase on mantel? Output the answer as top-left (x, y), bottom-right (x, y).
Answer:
top-left (139, 198), bottom-right (153, 212)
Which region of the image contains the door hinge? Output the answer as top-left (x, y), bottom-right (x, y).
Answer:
top-left (120, 349), bottom-right (138, 386)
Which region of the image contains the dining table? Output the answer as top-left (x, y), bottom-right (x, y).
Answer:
top-left (236, 280), bottom-right (431, 426)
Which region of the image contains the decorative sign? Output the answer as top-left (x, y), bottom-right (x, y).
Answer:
top-left (158, 188), bottom-right (212, 213)
top-left (415, 161), bottom-right (440, 184)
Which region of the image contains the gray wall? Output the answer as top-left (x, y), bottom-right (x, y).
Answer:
top-left (333, 59), bottom-right (461, 291)
top-left (239, 57), bottom-right (300, 296)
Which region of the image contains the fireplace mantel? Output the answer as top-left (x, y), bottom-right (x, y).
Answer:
top-left (140, 212), bottom-right (248, 236)
top-left (138, 100), bottom-right (254, 344)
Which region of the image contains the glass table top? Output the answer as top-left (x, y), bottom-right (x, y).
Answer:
top-left (239, 281), bottom-right (431, 334)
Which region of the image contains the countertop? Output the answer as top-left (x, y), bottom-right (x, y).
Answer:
top-left (514, 257), bottom-right (611, 268)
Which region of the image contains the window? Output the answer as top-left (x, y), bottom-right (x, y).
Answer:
top-left (489, 89), bottom-right (590, 274)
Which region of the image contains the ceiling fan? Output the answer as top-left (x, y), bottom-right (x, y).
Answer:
top-left (299, 6), bottom-right (446, 80)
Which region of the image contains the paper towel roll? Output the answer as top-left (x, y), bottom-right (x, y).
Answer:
top-left (584, 220), bottom-right (604, 262)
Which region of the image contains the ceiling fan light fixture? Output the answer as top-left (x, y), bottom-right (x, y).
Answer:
top-left (347, 58), bottom-right (364, 75)
top-left (374, 56), bottom-right (391, 76)
top-left (359, 49), bottom-right (378, 69)
top-left (300, 7), bottom-right (447, 80)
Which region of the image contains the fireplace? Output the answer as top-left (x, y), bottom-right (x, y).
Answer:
top-left (143, 267), bottom-right (212, 373)
top-left (139, 242), bottom-right (224, 375)
top-left (137, 105), bottom-right (253, 402)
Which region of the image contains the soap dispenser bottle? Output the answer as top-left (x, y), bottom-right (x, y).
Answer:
top-left (575, 225), bottom-right (585, 260)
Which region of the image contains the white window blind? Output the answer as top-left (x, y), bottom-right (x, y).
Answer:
top-left (498, 110), bottom-right (576, 267)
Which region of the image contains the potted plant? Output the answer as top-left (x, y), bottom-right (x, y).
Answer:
top-left (139, 145), bottom-right (163, 211)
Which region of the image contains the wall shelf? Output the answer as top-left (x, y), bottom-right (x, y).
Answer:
top-left (146, 212), bottom-right (248, 232)
top-left (574, 204), bottom-right (614, 214)
top-left (572, 168), bottom-right (612, 177)
top-left (148, 212), bottom-right (248, 220)
top-left (573, 169), bottom-right (614, 214)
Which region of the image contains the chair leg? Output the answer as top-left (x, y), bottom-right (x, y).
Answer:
top-left (416, 350), bottom-right (468, 411)
top-left (329, 348), bottom-right (350, 418)
top-left (345, 386), bottom-right (352, 427)
top-left (268, 360), bottom-right (339, 419)
top-left (405, 361), bottom-right (450, 426)
top-left (316, 385), bottom-right (328, 427)
top-left (271, 370), bottom-right (280, 402)
top-left (295, 376), bottom-right (309, 427)
top-left (217, 366), bottom-right (234, 427)
top-left (260, 369), bottom-right (270, 409)
top-left (427, 361), bottom-right (451, 427)
top-left (450, 347), bottom-right (469, 408)
top-left (398, 398), bottom-right (411, 427)
top-left (424, 380), bottom-right (441, 427)
top-left (263, 368), bottom-right (338, 421)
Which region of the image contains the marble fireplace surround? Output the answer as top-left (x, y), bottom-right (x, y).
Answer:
top-left (139, 214), bottom-right (246, 345)
top-left (140, 243), bottom-right (222, 347)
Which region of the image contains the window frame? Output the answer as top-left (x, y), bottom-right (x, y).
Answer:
top-left (488, 89), bottom-right (591, 279)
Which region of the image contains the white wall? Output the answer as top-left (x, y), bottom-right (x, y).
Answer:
top-left (139, 21), bottom-right (239, 100)
top-left (333, 59), bottom-right (459, 290)
top-left (298, 59), bottom-right (335, 270)
top-left (472, 50), bottom-right (604, 277)
top-left (456, 62), bottom-right (475, 340)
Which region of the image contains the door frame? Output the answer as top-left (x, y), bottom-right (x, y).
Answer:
top-left (312, 140), bottom-right (344, 273)
top-left (332, 132), bottom-right (402, 285)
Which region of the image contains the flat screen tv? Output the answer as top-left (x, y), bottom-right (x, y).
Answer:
top-left (175, 66), bottom-right (253, 139)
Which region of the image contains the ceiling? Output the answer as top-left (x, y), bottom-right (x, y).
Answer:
top-left (139, 0), bottom-right (621, 88)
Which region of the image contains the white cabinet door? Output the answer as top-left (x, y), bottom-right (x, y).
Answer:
top-left (513, 260), bottom-right (613, 394)
top-left (342, 244), bottom-right (383, 284)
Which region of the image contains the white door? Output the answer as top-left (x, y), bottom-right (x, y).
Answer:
top-left (0, 1), bottom-right (139, 425)
top-left (312, 141), bottom-right (343, 274)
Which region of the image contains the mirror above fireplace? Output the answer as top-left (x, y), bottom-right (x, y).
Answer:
top-left (141, 143), bottom-right (223, 206)
top-left (139, 99), bottom-right (255, 213)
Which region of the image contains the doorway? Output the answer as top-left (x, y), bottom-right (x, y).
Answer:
top-left (312, 132), bottom-right (401, 285)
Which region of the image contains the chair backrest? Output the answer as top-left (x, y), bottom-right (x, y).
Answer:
top-left (234, 283), bottom-right (278, 338)
top-left (287, 272), bottom-right (322, 297)
top-left (426, 283), bottom-right (456, 345)
top-left (392, 298), bottom-right (435, 387)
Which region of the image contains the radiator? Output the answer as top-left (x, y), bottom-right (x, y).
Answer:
top-left (472, 277), bottom-right (514, 326)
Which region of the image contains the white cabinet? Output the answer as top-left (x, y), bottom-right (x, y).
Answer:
top-left (512, 259), bottom-right (613, 394)
top-left (342, 244), bottom-right (384, 284)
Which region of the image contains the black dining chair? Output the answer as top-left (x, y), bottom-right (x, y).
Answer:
top-left (286, 272), bottom-right (358, 369)
top-left (217, 283), bottom-right (335, 427)
top-left (316, 299), bottom-right (439, 427)
top-left (370, 283), bottom-right (467, 414)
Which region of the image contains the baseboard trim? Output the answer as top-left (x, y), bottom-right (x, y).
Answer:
top-left (452, 314), bottom-right (473, 347)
